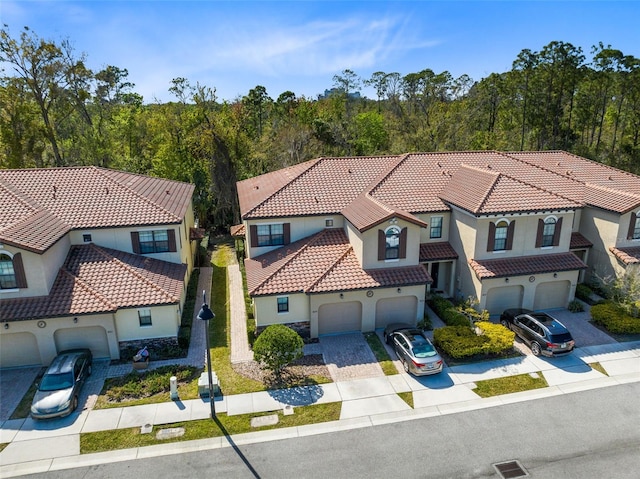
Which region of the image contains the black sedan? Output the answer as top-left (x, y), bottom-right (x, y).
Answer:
top-left (500, 309), bottom-right (575, 357)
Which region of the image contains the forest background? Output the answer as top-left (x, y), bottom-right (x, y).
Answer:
top-left (1, 26), bottom-right (639, 232)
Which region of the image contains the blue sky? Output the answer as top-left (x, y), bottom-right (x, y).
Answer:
top-left (2, 1), bottom-right (639, 103)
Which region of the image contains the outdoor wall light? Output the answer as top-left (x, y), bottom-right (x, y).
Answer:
top-left (505, 278), bottom-right (509, 283)
top-left (340, 293), bottom-right (344, 299)
top-left (73, 317), bottom-right (78, 323)
top-left (397, 288), bottom-right (402, 293)
top-left (3, 323), bottom-right (8, 329)
top-left (553, 272), bottom-right (558, 278)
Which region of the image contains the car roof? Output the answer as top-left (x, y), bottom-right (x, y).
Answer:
top-left (46, 349), bottom-right (90, 374)
top-left (527, 313), bottom-right (569, 331)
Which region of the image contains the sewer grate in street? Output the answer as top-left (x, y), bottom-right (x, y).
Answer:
top-left (493, 460), bottom-right (528, 479)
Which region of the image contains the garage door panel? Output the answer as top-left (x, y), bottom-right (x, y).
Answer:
top-left (0, 332), bottom-right (41, 368)
top-left (318, 302), bottom-right (362, 335)
top-left (54, 326), bottom-right (110, 359)
top-left (375, 297), bottom-right (418, 329)
top-left (485, 285), bottom-right (524, 315)
top-left (534, 281), bottom-right (570, 310)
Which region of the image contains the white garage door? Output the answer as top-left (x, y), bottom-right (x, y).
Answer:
top-left (0, 332), bottom-right (41, 368)
top-left (485, 285), bottom-right (524, 315)
top-left (54, 326), bottom-right (110, 359)
top-left (534, 281), bottom-right (570, 310)
top-left (318, 302), bottom-right (362, 335)
top-left (375, 296), bottom-right (418, 329)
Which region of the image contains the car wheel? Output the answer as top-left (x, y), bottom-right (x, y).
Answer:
top-left (402, 359), bottom-right (409, 373)
top-left (530, 342), bottom-right (541, 356)
top-left (500, 319), bottom-right (510, 330)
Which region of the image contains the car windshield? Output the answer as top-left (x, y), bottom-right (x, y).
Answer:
top-left (549, 332), bottom-right (573, 343)
top-left (39, 372), bottom-right (74, 391)
top-left (412, 343), bottom-right (437, 358)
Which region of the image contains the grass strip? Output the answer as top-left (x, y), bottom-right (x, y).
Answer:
top-left (472, 372), bottom-right (548, 398)
top-left (589, 362), bottom-right (608, 376)
top-left (397, 391), bottom-right (414, 408)
top-left (81, 402), bottom-right (341, 454)
top-left (364, 332), bottom-right (398, 376)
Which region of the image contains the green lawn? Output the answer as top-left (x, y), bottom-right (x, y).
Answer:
top-left (472, 372), bottom-right (548, 398)
top-left (364, 332), bottom-right (398, 376)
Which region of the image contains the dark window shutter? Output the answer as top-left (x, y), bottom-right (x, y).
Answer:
top-left (399, 227), bottom-right (408, 258)
top-left (250, 225), bottom-right (258, 247)
top-left (487, 222), bottom-right (496, 252)
top-left (283, 223), bottom-right (291, 245)
top-left (167, 229), bottom-right (177, 252)
top-left (378, 230), bottom-right (385, 260)
top-left (506, 220), bottom-right (515, 250)
top-left (535, 219), bottom-right (544, 248)
top-left (131, 232), bottom-right (141, 254)
top-left (13, 253), bottom-right (28, 288)
top-left (552, 217), bottom-right (563, 246)
top-left (628, 212), bottom-right (637, 240)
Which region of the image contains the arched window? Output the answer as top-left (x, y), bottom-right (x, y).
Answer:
top-left (630, 211), bottom-right (640, 240)
top-left (536, 216), bottom-right (562, 248)
top-left (0, 254), bottom-right (17, 289)
top-left (493, 221), bottom-right (509, 251)
top-left (541, 217), bottom-right (557, 247)
top-left (385, 227), bottom-right (401, 259)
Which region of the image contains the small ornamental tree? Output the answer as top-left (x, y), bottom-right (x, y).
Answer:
top-left (253, 324), bottom-right (304, 376)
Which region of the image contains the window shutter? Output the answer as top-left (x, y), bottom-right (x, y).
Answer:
top-left (628, 212), bottom-right (637, 240)
top-left (13, 253), bottom-right (28, 288)
top-left (506, 220), bottom-right (515, 250)
top-left (378, 230), bottom-right (385, 260)
top-left (399, 227), bottom-right (408, 258)
top-left (535, 219), bottom-right (544, 248)
top-left (131, 232), bottom-right (141, 254)
top-left (283, 223), bottom-right (291, 245)
top-left (552, 217), bottom-right (563, 246)
top-left (167, 229), bottom-right (177, 252)
top-left (487, 222), bottom-right (496, 252)
top-left (250, 225), bottom-right (258, 247)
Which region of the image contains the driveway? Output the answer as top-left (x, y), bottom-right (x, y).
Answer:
top-left (316, 333), bottom-right (384, 382)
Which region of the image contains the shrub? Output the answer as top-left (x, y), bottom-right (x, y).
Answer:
top-left (591, 302), bottom-right (640, 334)
top-left (575, 283), bottom-right (593, 302)
top-left (475, 321), bottom-right (515, 354)
top-left (253, 324), bottom-right (304, 375)
top-left (433, 326), bottom-right (490, 359)
top-left (428, 295), bottom-right (454, 317)
top-left (568, 300), bottom-right (584, 312)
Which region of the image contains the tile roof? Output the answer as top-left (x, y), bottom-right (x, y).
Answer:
top-left (0, 244), bottom-right (186, 321)
top-left (609, 246), bottom-right (640, 265)
top-left (468, 252), bottom-right (587, 280)
top-left (230, 224), bottom-right (245, 237)
top-left (341, 193), bottom-right (427, 232)
top-left (0, 167), bottom-right (194, 253)
top-left (237, 150), bottom-right (640, 219)
top-left (419, 242), bottom-right (459, 262)
top-left (244, 228), bottom-right (431, 296)
top-left (570, 232), bottom-right (593, 249)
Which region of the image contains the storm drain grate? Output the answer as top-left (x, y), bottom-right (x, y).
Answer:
top-left (493, 460), bottom-right (528, 479)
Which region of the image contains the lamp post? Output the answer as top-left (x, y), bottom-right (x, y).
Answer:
top-left (197, 290), bottom-right (216, 418)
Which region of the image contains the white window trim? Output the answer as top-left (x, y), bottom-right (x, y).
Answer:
top-left (277, 296), bottom-right (289, 314)
top-left (0, 249), bottom-right (19, 293)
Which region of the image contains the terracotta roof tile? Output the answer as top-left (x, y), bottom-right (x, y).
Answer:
top-left (1, 244), bottom-right (186, 321)
top-left (420, 242), bottom-right (459, 262)
top-left (0, 167), bottom-right (194, 253)
top-left (245, 228), bottom-right (431, 296)
top-left (570, 232), bottom-right (593, 249)
top-left (469, 252), bottom-right (587, 280)
top-left (609, 246), bottom-right (640, 265)
top-left (230, 224), bottom-right (245, 237)
top-left (342, 194), bottom-right (427, 232)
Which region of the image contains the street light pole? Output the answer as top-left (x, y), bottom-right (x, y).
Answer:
top-left (197, 290), bottom-right (216, 418)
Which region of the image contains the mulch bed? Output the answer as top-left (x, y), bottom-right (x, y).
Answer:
top-left (231, 354), bottom-right (331, 388)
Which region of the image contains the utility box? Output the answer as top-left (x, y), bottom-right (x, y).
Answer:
top-left (198, 371), bottom-right (220, 397)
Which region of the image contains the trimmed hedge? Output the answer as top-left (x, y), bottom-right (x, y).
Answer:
top-left (428, 295), bottom-right (472, 326)
top-left (575, 283), bottom-right (593, 302)
top-left (433, 322), bottom-right (515, 359)
top-left (591, 302), bottom-right (640, 334)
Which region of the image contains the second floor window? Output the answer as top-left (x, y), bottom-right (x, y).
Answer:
top-left (430, 216), bottom-right (443, 239)
top-left (541, 218), bottom-right (557, 247)
top-left (257, 224), bottom-right (284, 247)
top-left (139, 230), bottom-right (169, 253)
top-left (536, 217), bottom-right (562, 248)
top-left (385, 226), bottom-right (401, 259)
top-left (0, 254), bottom-right (17, 289)
top-left (494, 221), bottom-right (509, 251)
top-left (629, 212), bottom-right (640, 240)
top-left (138, 309), bottom-right (152, 326)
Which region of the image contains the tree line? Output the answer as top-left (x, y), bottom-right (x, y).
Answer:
top-left (1, 25), bottom-right (639, 231)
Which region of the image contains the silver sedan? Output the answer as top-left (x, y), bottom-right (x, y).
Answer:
top-left (384, 323), bottom-right (443, 376)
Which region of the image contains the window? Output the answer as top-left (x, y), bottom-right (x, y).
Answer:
top-left (541, 217), bottom-right (557, 247)
top-left (630, 212), bottom-right (640, 240)
top-left (0, 254), bottom-right (17, 289)
top-left (139, 230), bottom-right (169, 253)
top-left (83, 234), bottom-right (92, 243)
top-left (430, 216), bottom-right (443, 239)
top-left (494, 221), bottom-right (509, 251)
top-left (138, 309), bottom-right (152, 326)
top-left (257, 224), bottom-right (284, 247)
top-left (325, 219), bottom-right (334, 227)
top-left (277, 297), bottom-right (289, 313)
top-left (385, 226), bottom-right (401, 259)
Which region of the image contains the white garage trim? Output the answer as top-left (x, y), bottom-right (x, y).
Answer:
top-left (54, 326), bottom-right (110, 359)
top-left (318, 301), bottom-right (362, 335)
top-left (375, 296), bottom-right (418, 329)
top-left (0, 332), bottom-right (41, 368)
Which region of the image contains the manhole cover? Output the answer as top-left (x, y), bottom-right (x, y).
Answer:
top-left (493, 460), bottom-right (528, 479)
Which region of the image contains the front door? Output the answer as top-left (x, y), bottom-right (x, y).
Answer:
top-left (431, 262), bottom-right (440, 291)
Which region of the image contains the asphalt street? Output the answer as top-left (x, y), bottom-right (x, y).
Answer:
top-left (16, 382), bottom-right (640, 479)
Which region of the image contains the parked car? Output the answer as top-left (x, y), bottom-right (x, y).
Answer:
top-left (383, 323), bottom-right (444, 376)
top-left (500, 309), bottom-right (575, 357)
top-left (31, 348), bottom-right (93, 419)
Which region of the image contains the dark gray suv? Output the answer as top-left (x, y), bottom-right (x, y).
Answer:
top-left (31, 348), bottom-right (93, 419)
top-left (500, 309), bottom-right (575, 357)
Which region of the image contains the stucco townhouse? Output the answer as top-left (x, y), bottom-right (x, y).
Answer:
top-left (0, 167), bottom-right (201, 368)
top-left (233, 150), bottom-right (640, 339)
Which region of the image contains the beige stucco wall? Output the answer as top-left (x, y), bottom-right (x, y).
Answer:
top-left (357, 219), bottom-right (421, 269)
top-left (253, 294), bottom-right (311, 327)
top-left (417, 212), bottom-right (451, 243)
top-left (0, 313), bottom-right (119, 366)
top-left (579, 207), bottom-right (621, 282)
top-left (114, 304), bottom-right (181, 342)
